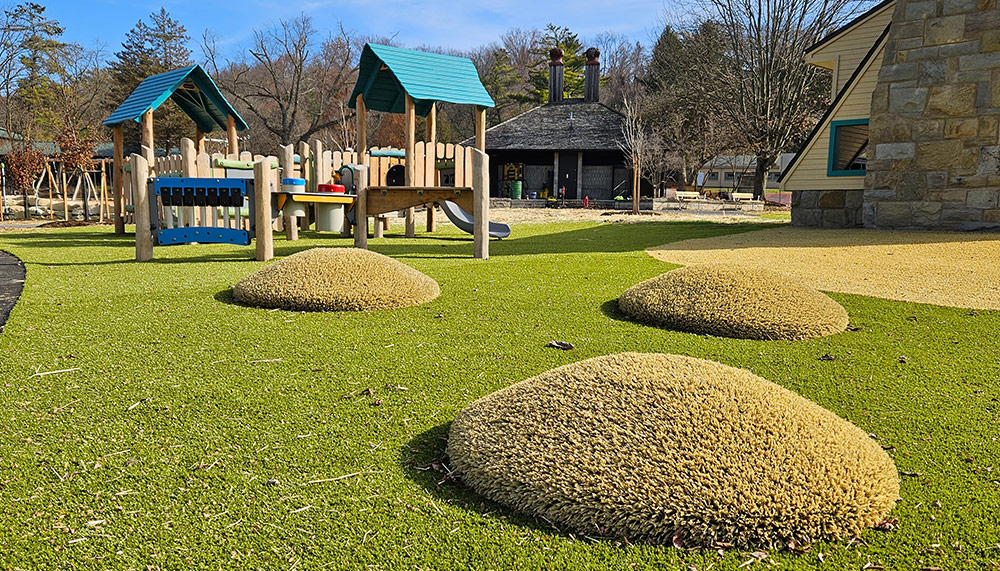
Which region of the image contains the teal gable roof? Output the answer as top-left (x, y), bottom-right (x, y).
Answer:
top-left (103, 65), bottom-right (248, 133)
top-left (349, 44), bottom-right (495, 117)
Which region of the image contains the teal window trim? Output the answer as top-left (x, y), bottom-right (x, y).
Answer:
top-left (828, 118), bottom-right (869, 177)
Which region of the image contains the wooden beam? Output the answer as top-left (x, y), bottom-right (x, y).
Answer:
top-left (141, 109), bottom-right (154, 152)
top-left (364, 188), bottom-right (473, 217)
top-left (356, 94), bottom-right (367, 156)
top-left (112, 125), bottom-right (124, 234)
top-left (425, 103), bottom-right (436, 143)
top-left (254, 158), bottom-right (274, 261)
top-left (475, 106), bottom-right (486, 152)
top-left (194, 127), bottom-right (206, 153)
top-left (404, 94), bottom-right (416, 238)
top-left (132, 153), bottom-right (152, 261)
top-left (141, 110), bottom-right (155, 171)
top-left (227, 114), bottom-right (239, 156)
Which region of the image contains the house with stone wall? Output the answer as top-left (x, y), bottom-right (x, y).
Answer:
top-left (782, 0), bottom-right (1000, 230)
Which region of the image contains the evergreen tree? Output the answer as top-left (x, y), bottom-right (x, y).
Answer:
top-left (109, 8), bottom-right (192, 153)
top-left (2, 2), bottom-right (65, 142)
top-left (523, 24), bottom-right (585, 104)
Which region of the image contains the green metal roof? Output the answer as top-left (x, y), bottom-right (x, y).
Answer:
top-left (349, 44), bottom-right (495, 116)
top-left (103, 65), bottom-right (248, 133)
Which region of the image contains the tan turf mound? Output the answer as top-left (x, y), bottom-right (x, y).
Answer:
top-left (233, 248), bottom-right (440, 311)
top-left (618, 264), bottom-right (848, 340)
top-left (447, 353), bottom-right (899, 549)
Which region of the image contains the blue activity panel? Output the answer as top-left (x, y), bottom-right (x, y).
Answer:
top-left (149, 177), bottom-right (256, 246)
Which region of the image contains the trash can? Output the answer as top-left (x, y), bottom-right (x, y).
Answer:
top-left (510, 181), bottom-right (523, 200)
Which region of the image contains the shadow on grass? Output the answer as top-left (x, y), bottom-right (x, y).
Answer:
top-left (399, 423), bottom-right (556, 536)
top-left (0, 220), bottom-right (774, 266)
top-left (599, 298), bottom-right (633, 324)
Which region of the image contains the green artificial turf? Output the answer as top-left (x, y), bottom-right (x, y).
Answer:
top-left (0, 220), bottom-right (997, 570)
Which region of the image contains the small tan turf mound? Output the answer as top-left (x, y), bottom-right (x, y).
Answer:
top-left (447, 353), bottom-right (899, 549)
top-left (233, 248), bottom-right (440, 311)
top-left (618, 264), bottom-right (848, 340)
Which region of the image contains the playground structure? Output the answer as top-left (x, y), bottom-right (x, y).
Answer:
top-left (347, 43), bottom-right (497, 258)
top-left (109, 45), bottom-right (500, 262)
top-left (103, 64), bottom-right (250, 236)
top-left (0, 157), bottom-right (115, 223)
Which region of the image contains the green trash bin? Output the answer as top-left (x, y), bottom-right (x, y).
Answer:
top-left (510, 181), bottom-right (523, 200)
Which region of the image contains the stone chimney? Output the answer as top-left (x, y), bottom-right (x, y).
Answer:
top-left (548, 48), bottom-right (564, 103)
top-left (866, 0), bottom-right (1000, 230)
top-left (584, 47), bottom-right (600, 102)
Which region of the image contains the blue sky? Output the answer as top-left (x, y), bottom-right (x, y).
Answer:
top-left (46, 0), bottom-right (671, 62)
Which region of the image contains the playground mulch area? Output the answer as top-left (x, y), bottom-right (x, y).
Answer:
top-left (649, 226), bottom-right (1000, 310)
top-left (0, 222), bottom-right (998, 570)
top-left (487, 207), bottom-right (780, 225)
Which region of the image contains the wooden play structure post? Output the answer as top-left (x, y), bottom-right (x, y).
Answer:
top-left (132, 153), bottom-right (152, 261)
top-left (194, 127), bottom-right (206, 153)
top-left (112, 125), bottom-right (125, 234)
top-left (475, 106), bottom-right (486, 152)
top-left (227, 114), bottom-right (239, 155)
top-left (254, 158), bottom-right (274, 261)
top-left (356, 95), bottom-right (367, 157)
top-left (141, 110), bottom-right (155, 167)
top-left (352, 165), bottom-right (369, 250)
top-left (404, 94), bottom-right (417, 238)
top-left (425, 103), bottom-right (437, 232)
top-left (181, 138), bottom-right (196, 176)
top-left (474, 105), bottom-right (488, 259)
top-left (297, 141), bottom-right (311, 231)
top-left (279, 144), bottom-right (297, 241)
top-left (472, 148), bottom-right (489, 260)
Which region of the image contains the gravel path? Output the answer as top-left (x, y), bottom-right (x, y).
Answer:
top-left (648, 226), bottom-right (1000, 310)
top-left (0, 250), bottom-right (25, 332)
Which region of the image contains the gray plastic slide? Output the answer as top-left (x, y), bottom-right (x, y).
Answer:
top-left (440, 200), bottom-right (511, 239)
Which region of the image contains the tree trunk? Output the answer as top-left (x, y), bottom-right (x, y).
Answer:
top-left (678, 157), bottom-right (688, 191)
top-left (752, 155), bottom-right (774, 200)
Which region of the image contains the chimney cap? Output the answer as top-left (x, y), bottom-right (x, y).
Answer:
top-left (549, 47), bottom-right (564, 66)
top-left (585, 47), bottom-right (600, 65)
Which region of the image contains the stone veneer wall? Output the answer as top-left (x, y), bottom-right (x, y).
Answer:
top-left (865, 0), bottom-right (1000, 230)
top-left (791, 190), bottom-right (864, 227)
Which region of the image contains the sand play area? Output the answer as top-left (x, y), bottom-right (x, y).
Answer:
top-left (648, 226), bottom-right (1000, 310)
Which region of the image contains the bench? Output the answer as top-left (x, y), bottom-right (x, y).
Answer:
top-left (675, 191), bottom-right (701, 201)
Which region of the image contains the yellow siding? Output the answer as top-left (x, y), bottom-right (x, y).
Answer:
top-left (782, 42), bottom-right (885, 192)
top-left (807, 3), bottom-right (894, 94)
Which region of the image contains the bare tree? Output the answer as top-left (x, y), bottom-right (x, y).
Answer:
top-left (203, 15), bottom-right (360, 150)
top-left (701, 0), bottom-right (855, 197)
top-left (618, 97), bottom-right (662, 213)
top-left (642, 21), bottom-right (737, 190)
top-left (590, 31), bottom-right (644, 109)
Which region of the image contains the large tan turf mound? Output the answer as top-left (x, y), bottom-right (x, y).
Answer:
top-left (233, 248), bottom-right (440, 311)
top-left (447, 353), bottom-right (899, 549)
top-left (618, 264), bottom-right (848, 340)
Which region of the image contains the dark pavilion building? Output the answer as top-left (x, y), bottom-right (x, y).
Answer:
top-left (469, 48), bottom-right (633, 200)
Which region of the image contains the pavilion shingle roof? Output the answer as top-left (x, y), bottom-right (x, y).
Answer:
top-left (470, 100), bottom-right (625, 152)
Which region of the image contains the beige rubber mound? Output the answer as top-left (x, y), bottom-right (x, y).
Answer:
top-left (649, 226), bottom-right (1000, 310)
top-left (448, 353), bottom-right (899, 549)
top-left (618, 264), bottom-right (848, 340)
top-left (233, 248), bottom-right (440, 311)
